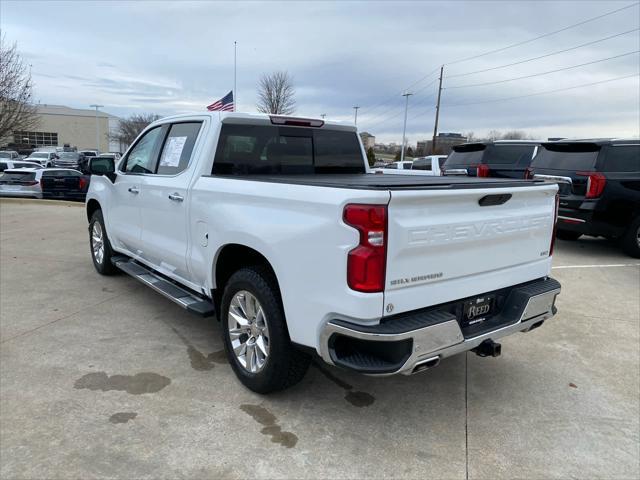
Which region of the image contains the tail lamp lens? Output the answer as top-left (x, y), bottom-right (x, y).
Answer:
top-left (576, 171), bottom-right (606, 198)
top-left (343, 204), bottom-right (387, 293)
top-left (474, 163), bottom-right (490, 177)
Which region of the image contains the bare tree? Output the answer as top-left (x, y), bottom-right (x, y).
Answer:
top-left (501, 130), bottom-right (530, 140)
top-left (0, 35), bottom-right (39, 145)
top-left (256, 71), bottom-right (296, 115)
top-left (109, 113), bottom-right (161, 148)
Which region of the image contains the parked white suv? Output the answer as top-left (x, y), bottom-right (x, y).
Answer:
top-left (85, 112), bottom-right (561, 393)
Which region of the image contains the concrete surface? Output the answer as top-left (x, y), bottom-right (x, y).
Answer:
top-left (1, 199), bottom-right (638, 479)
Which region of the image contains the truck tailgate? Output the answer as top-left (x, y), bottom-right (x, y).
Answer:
top-left (384, 184), bottom-right (558, 315)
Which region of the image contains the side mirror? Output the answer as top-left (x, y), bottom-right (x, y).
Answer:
top-left (88, 157), bottom-right (116, 182)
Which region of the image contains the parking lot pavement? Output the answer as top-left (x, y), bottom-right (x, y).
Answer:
top-left (1, 199), bottom-right (638, 479)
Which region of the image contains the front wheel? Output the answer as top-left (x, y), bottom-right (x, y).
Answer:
top-left (89, 210), bottom-right (118, 275)
top-left (221, 266), bottom-right (310, 393)
top-left (621, 217), bottom-right (640, 258)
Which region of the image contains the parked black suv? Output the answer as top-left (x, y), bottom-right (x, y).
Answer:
top-left (442, 140), bottom-right (539, 179)
top-left (529, 139), bottom-right (640, 257)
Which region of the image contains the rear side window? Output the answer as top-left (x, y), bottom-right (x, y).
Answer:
top-left (0, 162), bottom-right (6, 172)
top-left (488, 145), bottom-right (535, 165)
top-left (212, 124), bottom-right (364, 175)
top-left (602, 145), bottom-right (640, 172)
top-left (532, 143), bottom-right (600, 171)
top-left (157, 122), bottom-right (203, 175)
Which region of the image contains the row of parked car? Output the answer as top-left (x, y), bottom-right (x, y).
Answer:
top-left (376, 138), bottom-right (640, 257)
top-left (0, 150), bottom-right (122, 202)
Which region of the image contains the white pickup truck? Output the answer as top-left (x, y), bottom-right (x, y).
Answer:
top-left (85, 112), bottom-right (561, 393)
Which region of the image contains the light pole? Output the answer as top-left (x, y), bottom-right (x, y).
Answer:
top-left (353, 106), bottom-right (360, 125)
top-left (320, 113), bottom-right (326, 119)
top-left (90, 104), bottom-right (104, 151)
top-left (400, 92), bottom-right (413, 162)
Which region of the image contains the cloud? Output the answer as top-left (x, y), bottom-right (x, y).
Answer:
top-left (2, 0), bottom-right (638, 141)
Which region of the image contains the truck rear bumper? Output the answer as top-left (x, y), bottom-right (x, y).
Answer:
top-left (319, 277), bottom-right (560, 375)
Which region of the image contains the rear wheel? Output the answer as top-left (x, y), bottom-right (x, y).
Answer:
top-left (621, 217), bottom-right (640, 258)
top-left (89, 210), bottom-right (118, 275)
top-left (221, 266), bottom-right (310, 393)
top-left (556, 229), bottom-right (582, 241)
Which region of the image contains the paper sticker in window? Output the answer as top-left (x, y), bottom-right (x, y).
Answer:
top-left (160, 136), bottom-right (188, 167)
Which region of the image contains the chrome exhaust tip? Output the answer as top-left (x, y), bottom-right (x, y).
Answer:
top-left (411, 356), bottom-right (440, 374)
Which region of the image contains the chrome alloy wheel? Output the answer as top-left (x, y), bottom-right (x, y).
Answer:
top-left (91, 222), bottom-right (105, 265)
top-left (228, 291), bottom-right (270, 373)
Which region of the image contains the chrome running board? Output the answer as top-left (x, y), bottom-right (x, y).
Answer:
top-left (112, 256), bottom-right (215, 317)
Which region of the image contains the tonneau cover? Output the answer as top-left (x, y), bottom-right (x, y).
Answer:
top-left (210, 173), bottom-right (545, 190)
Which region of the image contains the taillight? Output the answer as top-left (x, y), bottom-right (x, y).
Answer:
top-left (79, 177), bottom-right (87, 190)
top-left (524, 167), bottom-right (534, 179)
top-left (474, 163), bottom-right (490, 177)
top-left (549, 193), bottom-right (559, 256)
top-left (343, 204), bottom-right (387, 293)
top-left (576, 171), bottom-right (606, 198)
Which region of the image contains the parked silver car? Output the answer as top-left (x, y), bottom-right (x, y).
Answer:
top-left (0, 168), bottom-right (44, 199)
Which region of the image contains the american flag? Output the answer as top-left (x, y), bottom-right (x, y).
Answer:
top-left (206, 91), bottom-right (234, 111)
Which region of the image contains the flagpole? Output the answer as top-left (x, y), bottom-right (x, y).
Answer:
top-left (234, 41), bottom-right (237, 112)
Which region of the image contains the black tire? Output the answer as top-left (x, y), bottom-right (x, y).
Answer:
top-left (556, 229), bottom-right (582, 241)
top-left (89, 210), bottom-right (118, 275)
top-left (220, 266), bottom-right (310, 393)
top-left (621, 217), bottom-right (640, 258)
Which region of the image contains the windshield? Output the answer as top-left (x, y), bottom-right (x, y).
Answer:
top-left (213, 124), bottom-right (365, 175)
top-left (30, 153), bottom-right (48, 158)
top-left (0, 152), bottom-right (11, 158)
top-left (532, 143), bottom-right (600, 171)
top-left (59, 152), bottom-right (79, 160)
top-left (82, 151), bottom-right (97, 157)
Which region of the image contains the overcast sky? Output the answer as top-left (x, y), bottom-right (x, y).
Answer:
top-left (2, 0), bottom-right (639, 143)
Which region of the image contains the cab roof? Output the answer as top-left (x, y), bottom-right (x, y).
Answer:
top-left (150, 111), bottom-right (356, 131)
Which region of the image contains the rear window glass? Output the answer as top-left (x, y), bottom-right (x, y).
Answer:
top-left (413, 158), bottom-right (431, 170)
top-left (445, 149), bottom-right (484, 167)
top-left (42, 170), bottom-right (79, 177)
top-left (438, 157), bottom-right (447, 168)
top-left (488, 145), bottom-right (535, 165)
top-left (212, 124), bottom-right (364, 175)
top-left (1, 172), bottom-right (36, 182)
top-left (532, 143), bottom-right (600, 170)
top-left (602, 145), bottom-right (640, 172)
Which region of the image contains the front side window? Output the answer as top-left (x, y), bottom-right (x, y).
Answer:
top-left (157, 122), bottom-right (203, 175)
top-left (124, 127), bottom-right (164, 174)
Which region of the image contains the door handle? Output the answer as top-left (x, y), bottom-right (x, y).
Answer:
top-left (128, 187), bottom-right (139, 194)
top-left (168, 192), bottom-right (184, 202)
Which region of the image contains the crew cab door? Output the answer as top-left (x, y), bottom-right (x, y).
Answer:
top-left (138, 121), bottom-right (204, 282)
top-left (109, 126), bottom-right (165, 254)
